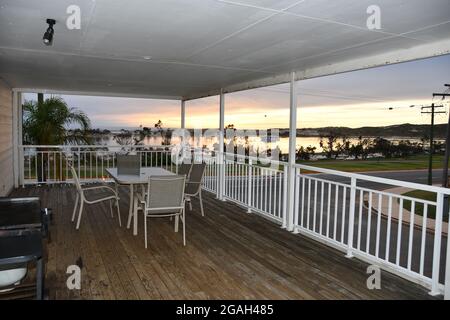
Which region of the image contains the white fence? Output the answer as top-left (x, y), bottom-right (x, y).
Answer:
top-left (19, 145), bottom-right (174, 184)
top-left (18, 144), bottom-right (450, 298)
top-left (293, 164), bottom-right (450, 295)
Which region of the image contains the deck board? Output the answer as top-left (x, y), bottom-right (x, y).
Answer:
top-left (4, 184), bottom-right (436, 300)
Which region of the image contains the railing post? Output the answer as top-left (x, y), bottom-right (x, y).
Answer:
top-left (220, 154), bottom-right (226, 201)
top-left (215, 152), bottom-right (220, 198)
top-left (346, 177), bottom-right (357, 258)
top-left (445, 199), bottom-right (450, 299)
top-left (292, 167), bottom-right (300, 234)
top-left (247, 159), bottom-right (252, 213)
top-left (430, 192), bottom-right (444, 296)
top-left (282, 164), bottom-right (288, 229)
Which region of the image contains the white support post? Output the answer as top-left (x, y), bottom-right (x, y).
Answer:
top-left (12, 91), bottom-right (20, 188)
top-left (180, 99), bottom-right (186, 168)
top-left (18, 92), bottom-right (24, 187)
top-left (180, 100), bottom-right (185, 129)
top-left (218, 90), bottom-right (225, 201)
top-left (346, 177), bottom-right (357, 258)
top-left (286, 72), bottom-right (297, 231)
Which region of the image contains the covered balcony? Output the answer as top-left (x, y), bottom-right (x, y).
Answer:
top-left (7, 183), bottom-right (434, 299)
top-left (0, 0), bottom-right (450, 300)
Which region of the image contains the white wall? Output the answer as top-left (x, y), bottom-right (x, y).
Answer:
top-left (0, 78), bottom-right (13, 196)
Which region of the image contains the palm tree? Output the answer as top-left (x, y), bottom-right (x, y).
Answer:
top-left (22, 96), bottom-right (91, 181)
top-left (23, 96), bottom-right (91, 145)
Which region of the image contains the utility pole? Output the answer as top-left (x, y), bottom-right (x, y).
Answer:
top-left (421, 103), bottom-right (445, 185)
top-left (437, 84), bottom-right (450, 187)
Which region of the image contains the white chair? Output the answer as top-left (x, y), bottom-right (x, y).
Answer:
top-left (134, 175), bottom-right (186, 248)
top-left (70, 166), bottom-right (122, 230)
top-left (185, 163), bottom-right (206, 216)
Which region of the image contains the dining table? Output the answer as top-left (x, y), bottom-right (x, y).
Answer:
top-left (105, 167), bottom-right (175, 235)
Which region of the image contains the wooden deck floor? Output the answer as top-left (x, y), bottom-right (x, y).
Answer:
top-left (8, 184), bottom-right (434, 300)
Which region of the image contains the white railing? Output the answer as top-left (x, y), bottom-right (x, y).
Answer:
top-left (293, 163), bottom-right (450, 296)
top-left (19, 145), bottom-right (174, 184)
top-left (18, 144), bottom-right (450, 298)
top-left (222, 153), bottom-right (286, 223)
top-left (198, 150), bottom-right (450, 297)
top-left (201, 152), bottom-right (219, 194)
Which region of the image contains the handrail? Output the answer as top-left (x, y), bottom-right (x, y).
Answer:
top-left (216, 149), bottom-right (450, 195)
top-left (295, 162), bottom-right (450, 195)
top-left (20, 144), bottom-right (175, 148)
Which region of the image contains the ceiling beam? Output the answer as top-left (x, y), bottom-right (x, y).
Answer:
top-left (13, 88), bottom-right (181, 101)
top-left (182, 38), bottom-right (450, 101)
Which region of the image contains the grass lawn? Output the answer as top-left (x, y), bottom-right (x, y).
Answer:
top-left (401, 190), bottom-right (449, 222)
top-left (300, 154), bottom-right (448, 173)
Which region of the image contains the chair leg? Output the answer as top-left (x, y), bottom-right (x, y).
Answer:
top-left (144, 217), bottom-right (148, 249)
top-left (199, 190), bottom-right (204, 217)
top-left (76, 201), bottom-right (84, 230)
top-left (116, 197), bottom-right (122, 227)
top-left (71, 193), bottom-right (79, 222)
top-left (174, 215), bottom-right (179, 232)
top-left (182, 209), bottom-right (186, 246)
top-left (127, 197), bottom-right (135, 229)
top-left (109, 200), bottom-right (114, 217)
top-left (114, 183), bottom-right (119, 207)
top-left (188, 199), bottom-right (192, 211)
top-left (129, 195), bottom-right (138, 230)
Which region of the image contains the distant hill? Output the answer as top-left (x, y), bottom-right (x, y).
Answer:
top-left (279, 123), bottom-right (448, 138)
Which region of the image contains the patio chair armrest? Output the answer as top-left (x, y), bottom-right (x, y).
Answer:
top-left (82, 185), bottom-right (118, 196)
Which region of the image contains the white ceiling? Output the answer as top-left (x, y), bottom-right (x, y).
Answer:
top-left (0, 0), bottom-right (449, 100)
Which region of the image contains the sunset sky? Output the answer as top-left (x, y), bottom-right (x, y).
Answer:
top-left (24, 54), bottom-right (450, 130)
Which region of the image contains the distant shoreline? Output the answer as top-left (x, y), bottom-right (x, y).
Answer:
top-left (81, 122), bottom-right (448, 139)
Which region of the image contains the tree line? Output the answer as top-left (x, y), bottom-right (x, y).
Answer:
top-left (296, 132), bottom-right (444, 161)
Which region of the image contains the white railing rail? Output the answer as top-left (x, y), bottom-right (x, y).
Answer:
top-left (292, 163), bottom-right (450, 296)
top-left (18, 144), bottom-right (450, 298)
top-left (20, 144), bottom-right (174, 185)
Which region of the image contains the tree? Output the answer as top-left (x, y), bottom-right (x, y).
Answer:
top-left (319, 133), bottom-right (338, 159)
top-left (113, 130), bottom-right (133, 146)
top-left (371, 137), bottom-right (394, 158)
top-left (335, 137), bottom-right (351, 159)
top-left (297, 145), bottom-right (316, 161)
top-left (22, 96), bottom-right (91, 182)
top-left (154, 120), bottom-right (163, 132)
top-left (319, 131), bottom-right (348, 159)
top-left (23, 96), bottom-right (91, 145)
top-left (349, 136), bottom-right (372, 160)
